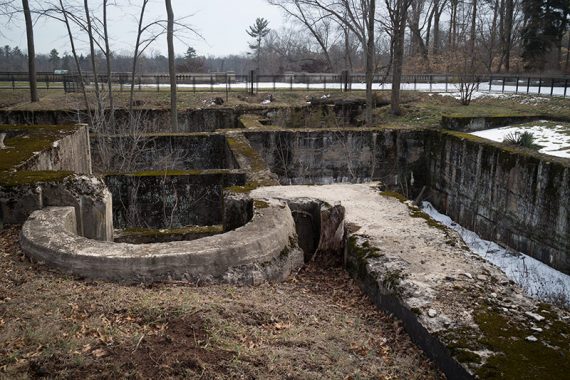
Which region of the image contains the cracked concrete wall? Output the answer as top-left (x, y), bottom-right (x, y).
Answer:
top-left (427, 132), bottom-right (570, 274)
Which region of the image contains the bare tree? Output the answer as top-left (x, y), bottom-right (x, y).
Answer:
top-left (298, 0), bottom-right (377, 124)
top-left (83, 0), bottom-right (102, 115)
top-left (22, 0), bottom-right (38, 102)
top-left (268, 0), bottom-right (336, 71)
top-left (165, 0), bottom-right (177, 131)
top-left (385, 0), bottom-right (412, 115)
top-left (103, 0), bottom-right (113, 113)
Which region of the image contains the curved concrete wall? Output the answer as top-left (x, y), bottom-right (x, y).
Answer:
top-left (20, 200), bottom-right (304, 284)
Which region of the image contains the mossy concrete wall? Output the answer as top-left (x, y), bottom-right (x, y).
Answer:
top-left (244, 129), bottom-right (428, 190)
top-left (91, 133), bottom-right (231, 173)
top-left (426, 131), bottom-right (570, 274)
top-left (0, 124), bottom-right (91, 175)
top-left (105, 171), bottom-right (246, 229)
top-left (0, 107), bottom-right (282, 133)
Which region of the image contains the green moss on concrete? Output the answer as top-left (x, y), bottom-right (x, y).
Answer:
top-left (348, 236), bottom-right (384, 260)
top-left (0, 170), bottom-right (73, 187)
top-left (119, 225), bottom-right (224, 237)
top-left (380, 191), bottom-right (409, 203)
top-left (239, 114), bottom-right (266, 129)
top-left (253, 200), bottom-right (270, 209)
top-left (0, 124), bottom-right (81, 171)
top-left (474, 305), bottom-right (570, 379)
top-left (226, 135), bottom-right (268, 173)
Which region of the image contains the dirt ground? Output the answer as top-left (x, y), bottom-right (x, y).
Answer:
top-left (0, 226), bottom-right (442, 379)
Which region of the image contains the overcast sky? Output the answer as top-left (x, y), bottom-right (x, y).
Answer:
top-left (1, 0), bottom-right (285, 57)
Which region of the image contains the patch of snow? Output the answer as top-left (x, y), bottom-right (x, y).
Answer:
top-left (470, 123), bottom-right (570, 159)
top-left (422, 202), bottom-right (570, 307)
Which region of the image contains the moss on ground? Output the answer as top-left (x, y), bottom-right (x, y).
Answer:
top-left (0, 170), bottom-right (73, 187)
top-left (474, 304), bottom-right (570, 379)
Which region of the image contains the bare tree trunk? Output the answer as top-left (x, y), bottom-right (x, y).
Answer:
top-left (391, 0), bottom-right (408, 115)
top-left (503, 0), bottom-right (513, 72)
top-left (448, 0), bottom-right (457, 50)
top-left (487, 0), bottom-right (499, 72)
top-left (365, 0), bottom-right (376, 125)
top-left (22, 0), bottom-right (38, 102)
top-left (469, 0), bottom-right (477, 68)
top-left (59, 0), bottom-right (92, 124)
top-left (129, 0), bottom-right (149, 113)
top-left (103, 0), bottom-right (113, 114)
top-left (432, 0), bottom-right (441, 54)
top-left (84, 0), bottom-right (101, 115)
top-left (165, 0), bottom-right (178, 131)
top-left (564, 33), bottom-right (570, 73)
top-left (344, 26), bottom-right (353, 71)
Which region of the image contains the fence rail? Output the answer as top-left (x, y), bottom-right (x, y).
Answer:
top-left (0, 71), bottom-right (569, 98)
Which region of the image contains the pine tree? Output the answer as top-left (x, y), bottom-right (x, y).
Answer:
top-left (246, 17), bottom-right (270, 72)
top-left (522, 0), bottom-right (570, 71)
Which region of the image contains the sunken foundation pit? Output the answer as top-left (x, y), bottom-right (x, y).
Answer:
top-left (3, 101), bottom-right (569, 380)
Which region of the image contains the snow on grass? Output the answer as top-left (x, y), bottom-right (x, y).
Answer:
top-left (422, 201), bottom-right (570, 307)
top-left (470, 121), bottom-right (570, 158)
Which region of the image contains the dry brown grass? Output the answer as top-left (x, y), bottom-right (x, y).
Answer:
top-left (0, 226), bottom-right (443, 379)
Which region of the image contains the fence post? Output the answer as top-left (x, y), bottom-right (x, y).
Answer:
top-left (550, 78), bottom-right (554, 97)
top-left (324, 76), bottom-right (327, 91)
top-left (515, 76), bottom-right (519, 94)
top-left (429, 75), bottom-right (432, 92)
top-left (192, 76), bottom-right (196, 93)
top-left (225, 73), bottom-right (229, 103)
top-left (46, 75), bottom-right (49, 90)
top-left (538, 78), bottom-right (542, 94)
top-left (11, 75), bottom-right (15, 90)
top-left (488, 75), bottom-right (492, 92)
top-left (307, 75), bottom-right (310, 91)
top-left (414, 76), bottom-right (417, 91)
top-left (526, 77), bottom-right (530, 94)
top-left (250, 70), bottom-right (255, 95)
top-left (445, 75), bottom-right (448, 92)
top-left (156, 75), bottom-right (160, 92)
top-left (564, 79), bottom-right (568, 98)
top-left (502, 77), bottom-right (505, 93)
top-left (290, 75), bottom-right (293, 91)
top-left (273, 75), bottom-right (276, 92)
top-left (210, 75), bottom-right (214, 92)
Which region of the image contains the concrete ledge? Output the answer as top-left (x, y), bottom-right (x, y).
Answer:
top-left (20, 199), bottom-right (303, 284)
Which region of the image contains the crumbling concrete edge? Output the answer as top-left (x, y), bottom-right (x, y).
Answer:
top-left (346, 235), bottom-right (472, 379)
top-left (20, 199), bottom-right (303, 285)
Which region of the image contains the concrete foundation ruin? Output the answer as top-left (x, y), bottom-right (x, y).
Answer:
top-left (1, 104), bottom-right (568, 379)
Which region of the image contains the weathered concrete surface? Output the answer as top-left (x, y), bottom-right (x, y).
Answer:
top-left (1, 175), bottom-right (113, 241)
top-left (244, 128), bottom-right (427, 190)
top-left (427, 131), bottom-right (570, 274)
top-left (252, 184), bottom-right (570, 380)
top-left (0, 107), bottom-right (286, 133)
top-left (91, 133), bottom-right (230, 173)
top-left (20, 199), bottom-right (304, 284)
top-left (104, 170), bottom-right (246, 229)
top-left (0, 124), bottom-right (92, 175)
top-left (441, 115), bottom-right (542, 132)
